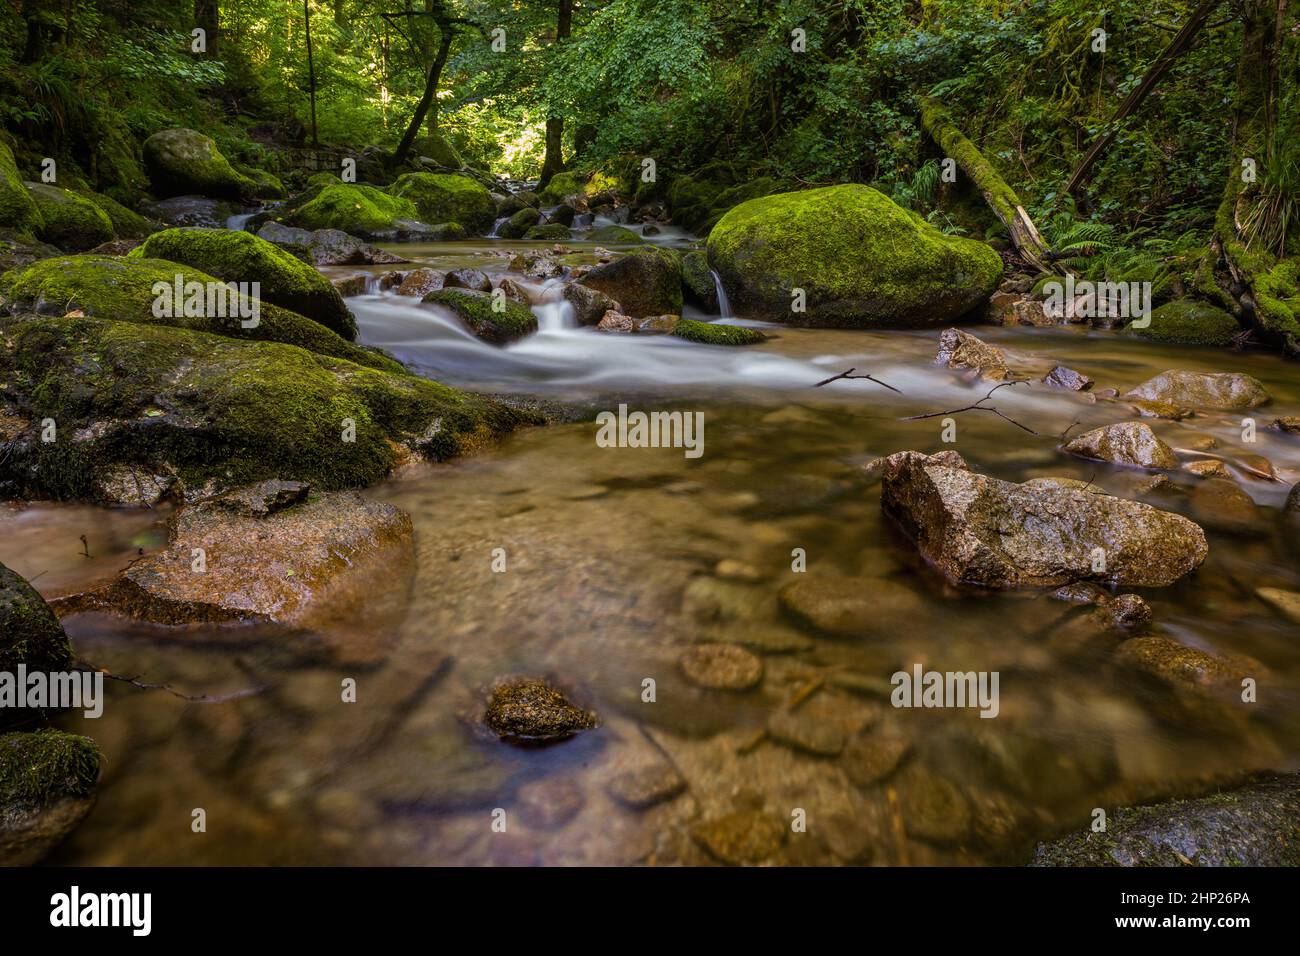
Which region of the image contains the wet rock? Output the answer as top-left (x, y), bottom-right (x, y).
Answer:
top-left (140, 194), bottom-right (244, 228)
top-left (143, 128), bottom-right (259, 200)
top-left (496, 206), bottom-right (540, 239)
top-left (561, 282), bottom-right (619, 325)
top-left (1269, 416), bottom-right (1300, 433)
top-left (1052, 582), bottom-right (1110, 605)
top-left (1043, 365), bottom-right (1093, 391)
top-left (1032, 774), bottom-right (1300, 866)
top-left (878, 451), bottom-right (1208, 588)
top-left (1256, 587), bottom-right (1300, 625)
top-left (1287, 482), bottom-right (1300, 514)
top-left (507, 250), bottom-right (562, 279)
top-left (108, 489), bottom-right (413, 626)
top-left (483, 677), bottom-right (598, 743)
top-left (1184, 459), bottom-right (1232, 480)
top-left (1124, 398), bottom-right (1189, 420)
top-left (0, 730), bottom-right (101, 866)
top-left (767, 709), bottom-right (845, 756)
top-left (690, 809), bottom-right (786, 864)
top-left (779, 575), bottom-right (923, 637)
top-left (596, 310), bottom-right (635, 333)
top-left (893, 764), bottom-right (972, 844)
top-left (423, 288), bottom-right (538, 344)
top-left (493, 276), bottom-right (532, 304)
top-left (842, 735), bottom-right (912, 787)
top-left (985, 291), bottom-right (1054, 327)
top-left (1099, 593), bottom-right (1152, 632)
top-left (0, 563), bottom-right (75, 728)
top-left (637, 314), bottom-right (680, 334)
top-left (332, 275), bottom-right (368, 297)
top-left (678, 644), bottom-right (763, 690)
top-left (517, 777), bottom-right (585, 829)
top-left (444, 268), bottom-right (491, 292)
top-left (1115, 636), bottom-right (1253, 701)
top-left (1064, 422), bottom-right (1179, 470)
top-left (935, 327), bottom-right (1006, 371)
top-left (1189, 478), bottom-right (1261, 535)
top-left (1125, 370), bottom-right (1270, 411)
top-left (580, 246), bottom-right (682, 317)
top-left (257, 222), bottom-right (407, 266)
top-left (606, 763), bottom-right (686, 810)
top-left (395, 267), bottom-right (444, 297)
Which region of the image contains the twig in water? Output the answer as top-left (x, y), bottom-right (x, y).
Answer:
top-left (812, 367), bottom-right (902, 393)
top-left (1059, 417), bottom-right (1082, 441)
top-left (79, 534), bottom-right (90, 558)
top-left (80, 663), bottom-right (269, 703)
top-left (903, 381), bottom-right (1038, 434)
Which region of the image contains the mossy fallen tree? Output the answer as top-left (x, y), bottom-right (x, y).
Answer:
top-left (917, 95), bottom-right (1054, 274)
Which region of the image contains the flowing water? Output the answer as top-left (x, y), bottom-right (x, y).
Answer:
top-left (8, 233), bottom-right (1300, 865)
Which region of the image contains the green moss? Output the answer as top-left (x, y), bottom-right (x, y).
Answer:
top-left (1129, 300), bottom-right (1241, 346)
top-left (539, 171), bottom-right (584, 204)
top-left (0, 730), bottom-right (101, 808)
top-left (73, 189), bottom-right (156, 239)
top-left (0, 313), bottom-right (539, 497)
top-left (524, 224), bottom-right (572, 240)
top-left (287, 183), bottom-right (418, 237)
top-left (1, 256), bottom-right (391, 371)
top-left (497, 206), bottom-right (540, 239)
top-left (234, 164), bottom-right (285, 199)
top-left (131, 228), bottom-right (354, 339)
top-left (386, 172), bottom-right (495, 233)
top-left (411, 133), bottom-right (464, 168)
top-left (706, 184), bottom-right (1002, 328)
top-left (673, 318), bottom-right (766, 345)
top-left (423, 288), bottom-right (538, 344)
top-left (0, 562), bottom-right (73, 677)
top-left (25, 184), bottom-right (114, 252)
top-left (588, 224), bottom-right (645, 244)
top-left (142, 128), bottom-right (257, 200)
top-left (0, 141), bottom-right (42, 238)
top-left (680, 250), bottom-right (717, 308)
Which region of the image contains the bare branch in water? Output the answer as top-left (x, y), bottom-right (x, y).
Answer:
top-left (903, 381), bottom-right (1038, 434)
top-left (812, 367), bottom-right (902, 393)
top-left (79, 662), bottom-right (269, 703)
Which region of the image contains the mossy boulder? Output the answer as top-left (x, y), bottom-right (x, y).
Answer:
top-left (142, 128), bottom-right (258, 200)
top-left (579, 246), bottom-right (682, 317)
top-left (538, 171), bottom-right (585, 204)
top-left (0, 313), bottom-right (539, 499)
top-left (707, 184), bottom-right (1002, 328)
top-left (680, 250), bottom-right (719, 311)
top-left (588, 224), bottom-right (645, 244)
top-left (132, 228), bottom-right (355, 340)
top-left (411, 133), bottom-right (464, 169)
top-left (0, 562), bottom-right (74, 709)
top-left (673, 319), bottom-right (766, 346)
top-left (0, 255), bottom-right (392, 372)
top-left (0, 141), bottom-right (42, 238)
top-left (524, 224), bottom-right (571, 241)
top-left (74, 189), bottom-right (157, 239)
top-left (387, 172), bottom-right (495, 234)
top-left (285, 183), bottom-right (419, 239)
top-left (24, 184), bottom-right (114, 252)
top-left (497, 206), bottom-right (540, 239)
top-left (0, 729), bottom-right (101, 865)
top-left (423, 288), bottom-right (538, 344)
top-left (234, 164), bottom-right (285, 200)
top-left (1130, 300), bottom-right (1240, 346)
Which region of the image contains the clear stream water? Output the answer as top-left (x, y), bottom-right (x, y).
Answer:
top-left (4, 232), bottom-right (1299, 865)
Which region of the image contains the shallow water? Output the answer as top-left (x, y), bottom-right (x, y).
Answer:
top-left (12, 235), bottom-right (1300, 865)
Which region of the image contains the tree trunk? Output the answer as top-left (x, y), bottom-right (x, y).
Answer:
top-left (1201, 0), bottom-right (1294, 354)
top-left (392, 29), bottom-right (454, 168)
top-left (1064, 0), bottom-right (1219, 196)
top-left (538, 0), bottom-right (573, 189)
top-left (304, 0), bottom-right (318, 146)
top-left (195, 0), bottom-right (220, 59)
top-left (918, 95), bottom-right (1055, 273)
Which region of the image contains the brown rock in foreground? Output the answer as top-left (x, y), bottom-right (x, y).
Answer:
top-left (877, 451), bottom-right (1208, 588)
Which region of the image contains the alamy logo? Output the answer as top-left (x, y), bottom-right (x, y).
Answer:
top-left (891, 665), bottom-right (1000, 718)
top-left (595, 403), bottom-right (704, 459)
top-left (50, 886), bottom-right (151, 936)
top-left (0, 667), bottom-right (103, 718)
top-left (1043, 274), bottom-right (1151, 325)
top-left (151, 275), bottom-right (261, 328)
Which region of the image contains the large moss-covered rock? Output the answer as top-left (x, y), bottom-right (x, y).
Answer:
top-left (497, 206), bottom-right (540, 239)
top-left (1130, 300), bottom-right (1240, 346)
top-left (672, 319), bottom-right (766, 346)
top-left (0, 313), bottom-right (538, 498)
top-left (707, 184), bottom-right (1002, 327)
top-left (285, 183), bottom-right (420, 239)
top-left (0, 561), bottom-right (74, 682)
top-left (0, 142), bottom-right (42, 238)
top-left (0, 255), bottom-right (391, 371)
top-left (423, 288), bottom-right (538, 344)
top-left (0, 729), bottom-right (101, 866)
top-left (142, 128), bottom-right (257, 200)
top-left (387, 172), bottom-right (495, 234)
top-left (132, 228), bottom-right (355, 339)
top-left (74, 189), bottom-right (157, 239)
top-left (580, 246), bottom-right (683, 317)
top-left (1033, 774), bottom-right (1300, 866)
top-left (411, 133), bottom-right (464, 169)
top-left (24, 183), bottom-right (114, 251)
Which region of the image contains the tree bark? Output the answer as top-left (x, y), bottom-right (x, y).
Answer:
top-left (538, 0), bottom-right (573, 189)
top-left (918, 95), bottom-right (1055, 273)
top-left (304, 0), bottom-right (319, 146)
top-left (392, 25), bottom-right (454, 167)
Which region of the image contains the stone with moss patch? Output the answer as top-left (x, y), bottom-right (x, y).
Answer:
top-left (580, 246), bottom-right (682, 317)
top-left (525, 224), bottom-right (571, 241)
top-left (286, 183), bottom-right (419, 239)
top-left (497, 206), bottom-right (540, 239)
top-left (588, 224), bottom-right (644, 244)
top-left (707, 184), bottom-right (1002, 328)
top-left (423, 288), bottom-right (537, 344)
top-left (1, 255), bottom-right (393, 371)
top-left (411, 133), bottom-right (464, 169)
top-left (74, 189), bottom-right (157, 239)
top-left (0, 729), bottom-right (101, 865)
top-left (1130, 300), bottom-right (1240, 346)
top-left (0, 313), bottom-right (539, 499)
top-left (143, 128), bottom-right (258, 201)
top-left (132, 228), bottom-right (355, 339)
top-left (673, 318), bottom-right (766, 346)
top-left (680, 250), bottom-right (719, 311)
top-left (0, 562), bottom-right (74, 708)
top-left (386, 172), bottom-right (495, 234)
top-left (24, 183), bottom-right (114, 252)
top-left (0, 141), bottom-right (42, 238)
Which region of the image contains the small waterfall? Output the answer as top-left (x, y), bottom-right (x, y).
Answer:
top-left (363, 274), bottom-right (385, 294)
top-left (710, 269), bottom-right (732, 318)
top-left (226, 211), bottom-right (258, 232)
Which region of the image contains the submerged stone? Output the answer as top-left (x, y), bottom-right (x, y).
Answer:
top-left (483, 677), bottom-right (598, 743)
